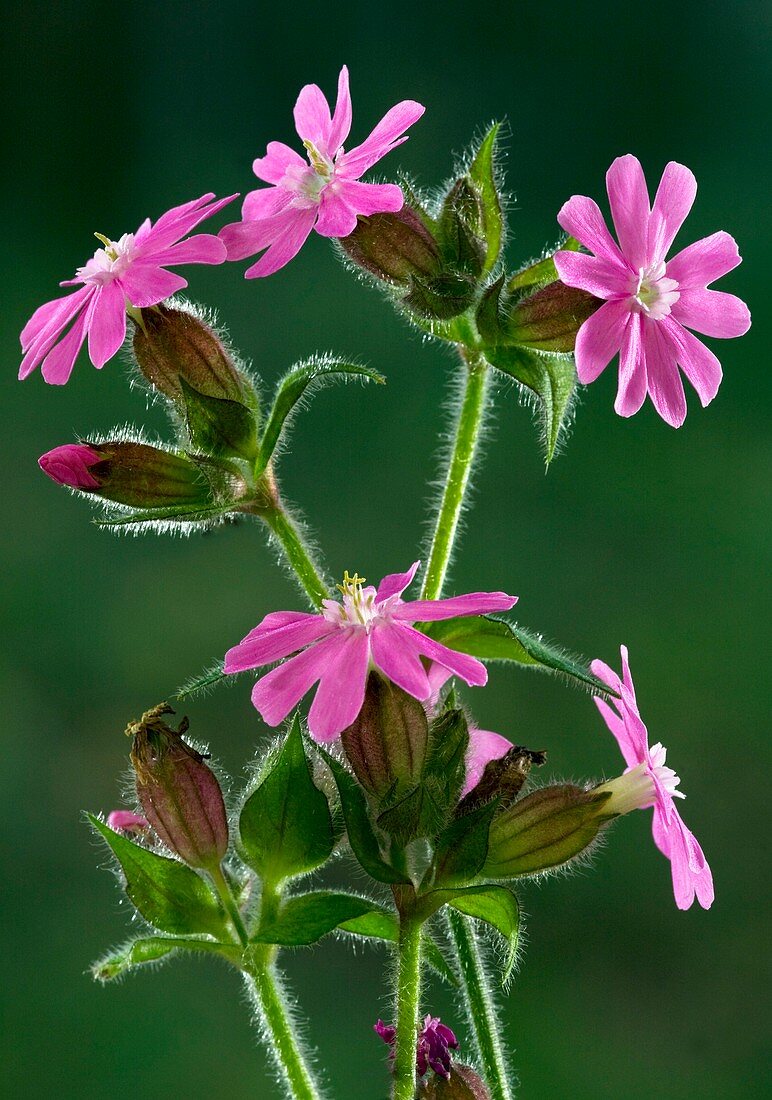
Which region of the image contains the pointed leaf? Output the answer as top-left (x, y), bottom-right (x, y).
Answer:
top-left (92, 936), bottom-right (242, 981)
top-left (94, 503), bottom-right (235, 529)
top-left (253, 891), bottom-right (393, 946)
top-left (88, 814), bottom-right (227, 937)
top-left (429, 800), bottom-right (498, 888)
top-left (176, 662), bottom-right (228, 700)
top-left (507, 235), bottom-right (581, 292)
top-left (468, 123), bottom-right (504, 275)
top-left (483, 345), bottom-right (577, 463)
top-left (256, 358), bottom-right (384, 475)
top-left (429, 886), bottom-right (520, 985)
top-left (239, 715), bottom-right (334, 883)
top-left (179, 377), bottom-right (258, 462)
top-left (425, 615), bottom-right (611, 694)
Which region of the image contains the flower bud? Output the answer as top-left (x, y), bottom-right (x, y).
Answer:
top-left (483, 784), bottom-right (612, 878)
top-left (341, 672), bottom-right (428, 799)
top-left (339, 206), bottom-right (442, 286)
top-left (106, 810), bottom-right (150, 835)
top-left (438, 179), bottom-right (486, 278)
top-left (376, 1014), bottom-right (461, 1082)
top-left (506, 281), bottom-right (600, 352)
top-left (419, 1065), bottom-right (492, 1099)
top-left (40, 440), bottom-right (247, 511)
top-left (128, 703), bottom-right (228, 870)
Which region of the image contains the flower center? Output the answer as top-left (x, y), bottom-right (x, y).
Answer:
top-left (322, 570), bottom-right (381, 630)
top-left (648, 742), bottom-right (684, 799)
top-left (77, 232), bottom-right (136, 284)
top-left (631, 262), bottom-right (680, 320)
top-left (303, 140), bottom-right (334, 181)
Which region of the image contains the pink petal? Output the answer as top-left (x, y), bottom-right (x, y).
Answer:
top-left (293, 80), bottom-right (333, 153)
top-left (18, 288), bottom-right (93, 379)
top-left (339, 100), bottom-right (425, 178)
top-left (147, 234), bottom-right (227, 267)
top-left (606, 154), bottom-right (650, 270)
top-left (119, 264), bottom-right (188, 308)
top-left (574, 299), bottom-right (630, 383)
top-left (666, 230), bottom-right (741, 288)
top-left (250, 632), bottom-right (348, 727)
top-left (20, 285), bottom-right (91, 350)
top-left (393, 591), bottom-right (517, 622)
top-left (40, 299), bottom-right (93, 385)
top-left (647, 161), bottom-right (697, 266)
top-left (245, 207), bottom-right (317, 278)
top-left (253, 141), bottom-right (307, 185)
top-left (87, 281), bottom-right (127, 368)
top-left (590, 657), bottom-right (622, 695)
top-left (554, 250), bottom-right (629, 300)
top-left (660, 318), bottom-right (723, 407)
top-left (219, 214), bottom-right (293, 261)
top-left (641, 320), bottom-right (686, 428)
top-left (619, 644), bottom-right (637, 700)
top-left (308, 628), bottom-right (370, 741)
top-left (392, 623), bottom-right (488, 687)
top-left (315, 181), bottom-right (404, 238)
top-left (654, 809), bottom-right (714, 910)
top-left (327, 65), bottom-right (353, 153)
top-left (242, 187), bottom-right (295, 221)
top-left (557, 196), bottom-right (628, 266)
top-left (375, 561), bottom-right (421, 603)
top-left (671, 287), bottom-right (751, 339)
top-left (138, 193), bottom-right (237, 255)
top-left (614, 310), bottom-right (647, 417)
top-left (462, 729), bottom-right (514, 797)
top-left (370, 622), bottom-right (431, 700)
top-left (224, 613), bottom-right (334, 671)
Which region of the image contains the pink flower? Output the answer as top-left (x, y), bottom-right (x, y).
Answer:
top-left (39, 444), bottom-right (101, 489)
top-left (19, 193), bottom-right (236, 385)
top-left (375, 1014), bottom-right (459, 1079)
top-left (554, 155), bottom-right (751, 427)
top-left (220, 65), bottom-right (425, 278)
top-left (462, 727), bottom-right (514, 797)
top-left (591, 646), bottom-right (714, 910)
top-left (224, 563), bottom-right (517, 742)
top-left (106, 810), bottom-right (150, 834)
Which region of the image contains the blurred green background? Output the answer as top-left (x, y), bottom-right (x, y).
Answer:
top-left (1, 1), bottom-right (769, 1096)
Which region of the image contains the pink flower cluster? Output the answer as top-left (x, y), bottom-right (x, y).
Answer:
top-left (375, 1014), bottom-right (459, 1079)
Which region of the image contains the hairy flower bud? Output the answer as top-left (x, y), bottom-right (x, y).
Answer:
top-left (340, 206), bottom-right (442, 286)
top-left (506, 281), bottom-right (600, 352)
top-left (419, 1065), bottom-right (492, 1099)
top-left (128, 703), bottom-right (228, 870)
top-left (483, 783), bottom-right (612, 878)
top-left (39, 444), bottom-right (102, 490)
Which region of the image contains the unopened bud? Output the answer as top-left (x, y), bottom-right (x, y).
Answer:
top-left (483, 783), bottom-right (612, 878)
top-left (419, 1065), bottom-right (492, 1099)
top-left (341, 672), bottom-right (428, 799)
top-left (340, 206), bottom-right (441, 286)
top-left (39, 444), bottom-right (101, 490)
top-left (128, 703), bottom-right (228, 870)
top-left (106, 810), bottom-right (150, 835)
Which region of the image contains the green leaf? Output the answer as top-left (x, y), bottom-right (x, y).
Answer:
top-left (253, 891), bottom-right (393, 946)
top-left (88, 814), bottom-right (227, 937)
top-left (425, 615), bottom-right (611, 694)
top-left (92, 936), bottom-right (242, 982)
top-left (483, 344), bottom-right (577, 463)
top-left (94, 503), bottom-right (234, 528)
top-left (256, 358), bottom-right (384, 475)
top-left (175, 661), bottom-right (228, 700)
top-left (425, 885), bottom-right (520, 984)
top-left (179, 377), bottom-right (258, 462)
top-left (438, 179), bottom-right (486, 278)
top-left (316, 747), bottom-right (410, 884)
top-left (239, 715), bottom-right (334, 883)
top-left (468, 123), bottom-right (504, 275)
top-left (403, 272), bottom-right (477, 321)
top-left (507, 235), bottom-right (581, 292)
top-left (339, 909), bottom-right (399, 941)
top-left (429, 800), bottom-right (497, 888)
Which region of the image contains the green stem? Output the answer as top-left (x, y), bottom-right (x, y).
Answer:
top-left (393, 918), bottom-right (423, 1100)
top-left (448, 911), bottom-right (513, 1100)
top-left (264, 507), bottom-right (329, 609)
top-left (421, 349), bottom-right (489, 601)
top-left (245, 946), bottom-right (321, 1100)
top-left (209, 863), bottom-right (249, 947)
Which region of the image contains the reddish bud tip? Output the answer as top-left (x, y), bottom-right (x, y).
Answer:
top-left (106, 810), bottom-right (150, 834)
top-left (39, 444), bottom-right (101, 490)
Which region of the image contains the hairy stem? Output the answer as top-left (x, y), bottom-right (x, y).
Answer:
top-left (421, 349), bottom-right (489, 601)
top-left (393, 918), bottom-right (423, 1100)
top-left (264, 506), bottom-right (330, 609)
top-left (447, 911), bottom-right (513, 1100)
top-left (245, 946), bottom-right (322, 1100)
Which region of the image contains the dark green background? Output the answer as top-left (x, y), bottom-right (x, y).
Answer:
top-left (1, 2), bottom-right (769, 1096)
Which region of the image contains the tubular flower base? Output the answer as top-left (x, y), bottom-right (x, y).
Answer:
top-left (592, 646), bottom-right (714, 910)
top-left (219, 65), bottom-right (424, 277)
top-left (224, 562), bottom-right (517, 741)
top-left (555, 154), bottom-right (751, 426)
top-left (19, 193), bottom-right (236, 385)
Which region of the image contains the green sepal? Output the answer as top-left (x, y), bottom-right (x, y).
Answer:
top-left (92, 935), bottom-right (242, 982)
top-left (467, 123), bottom-right (505, 276)
top-left (253, 890), bottom-right (394, 946)
top-left (87, 814), bottom-right (227, 937)
top-left (175, 661), bottom-right (228, 700)
top-left (94, 502), bottom-right (238, 529)
top-left (403, 272), bottom-right (478, 321)
top-left (239, 715), bottom-right (334, 884)
top-left (485, 344), bottom-right (576, 463)
top-left (255, 357), bottom-right (384, 476)
top-left (424, 615), bottom-right (612, 694)
top-left (423, 885), bottom-right (520, 985)
top-left (427, 800), bottom-right (498, 888)
top-left (316, 747), bottom-right (410, 884)
top-left (438, 179), bottom-right (486, 278)
top-left (507, 234), bottom-right (581, 292)
top-left (179, 377), bottom-right (259, 462)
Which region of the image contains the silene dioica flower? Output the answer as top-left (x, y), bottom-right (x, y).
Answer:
top-left (556, 155), bottom-right (751, 426)
top-left (220, 65), bottom-right (425, 276)
top-left (19, 193), bottom-right (235, 384)
top-left (224, 562), bottom-right (516, 740)
top-left (593, 646), bottom-right (714, 910)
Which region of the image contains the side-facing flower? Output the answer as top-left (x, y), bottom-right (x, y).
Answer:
top-left (591, 646), bottom-right (714, 910)
top-left (19, 193), bottom-right (236, 385)
top-left (220, 65), bottom-right (425, 277)
top-left (225, 562), bottom-right (517, 742)
top-left (554, 155), bottom-right (750, 426)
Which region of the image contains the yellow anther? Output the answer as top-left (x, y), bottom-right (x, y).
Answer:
top-left (336, 570), bottom-right (367, 595)
top-left (94, 232), bottom-right (118, 260)
top-left (303, 139), bottom-right (332, 178)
